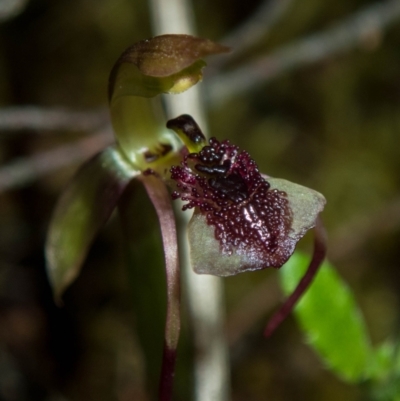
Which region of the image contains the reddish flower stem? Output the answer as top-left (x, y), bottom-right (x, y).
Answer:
top-left (264, 215), bottom-right (327, 337)
top-left (141, 175), bottom-right (181, 401)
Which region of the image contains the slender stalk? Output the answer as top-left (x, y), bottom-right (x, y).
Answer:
top-left (264, 216), bottom-right (328, 337)
top-left (148, 1), bottom-right (230, 401)
top-left (141, 175), bottom-right (180, 401)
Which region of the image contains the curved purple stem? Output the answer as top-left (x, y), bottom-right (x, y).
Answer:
top-left (264, 215), bottom-right (327, 337)
top-left (140, 175), bottom-right (180, 401)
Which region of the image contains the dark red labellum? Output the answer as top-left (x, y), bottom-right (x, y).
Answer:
top-left (170, 137), bottom-right (294, 267)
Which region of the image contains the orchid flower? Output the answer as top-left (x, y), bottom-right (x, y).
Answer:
top-left (46, 34), bottom-right (326, 401)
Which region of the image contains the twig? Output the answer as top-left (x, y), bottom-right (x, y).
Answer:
top-left (208, 0), bottom-right (400, 105)
top-left (0, 107), bottom-right (108, 133)
top-left (0, 127), bottom-right (113, 193)
top-left (149, 1), bottom-right (230, 401)
top-left (210, 0), bottom-right (294, 69)
top-left (0, 0), bottom-right (28, 22)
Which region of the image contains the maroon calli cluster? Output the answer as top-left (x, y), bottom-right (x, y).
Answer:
top-left (170, 136), bottom-right (293, 267)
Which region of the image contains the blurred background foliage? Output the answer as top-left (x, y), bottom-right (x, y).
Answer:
top-left (0, 0), bottom-right (400, 400)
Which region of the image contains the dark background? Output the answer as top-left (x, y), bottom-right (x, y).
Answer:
top-left (0, 0), bottom-right (400, 400)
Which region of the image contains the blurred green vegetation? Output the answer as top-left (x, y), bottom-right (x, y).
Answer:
top-left (0, 0), bottom-right (400, 400)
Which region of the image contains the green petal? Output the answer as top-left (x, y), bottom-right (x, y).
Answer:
top-left (45, 146), bottom-right (138, 302)
top-left (267, 177), bottom-right (326, 243)
top-left (279, 252), bottom-right (373, 382)
top-left (109, 35), bottom-right (230, 98)
top-left (108, 35), bottom-right (229, 169)
top-left (188, 178), bottom-right (326, 276)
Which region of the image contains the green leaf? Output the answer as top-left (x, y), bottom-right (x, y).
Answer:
top-left (279, 251), bottom-right (373, 382)
top-left (368, 342), bottom-right (395, 381)
top-left (368, 340), bottom-right (400, 381)
top-left (368, 341), bottom-right (400, 401)
top-left (45, 146), bottom-right (138, 302)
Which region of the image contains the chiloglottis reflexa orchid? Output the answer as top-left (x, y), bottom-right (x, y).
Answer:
top-left (45, 34), bottom-right (326, 401)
